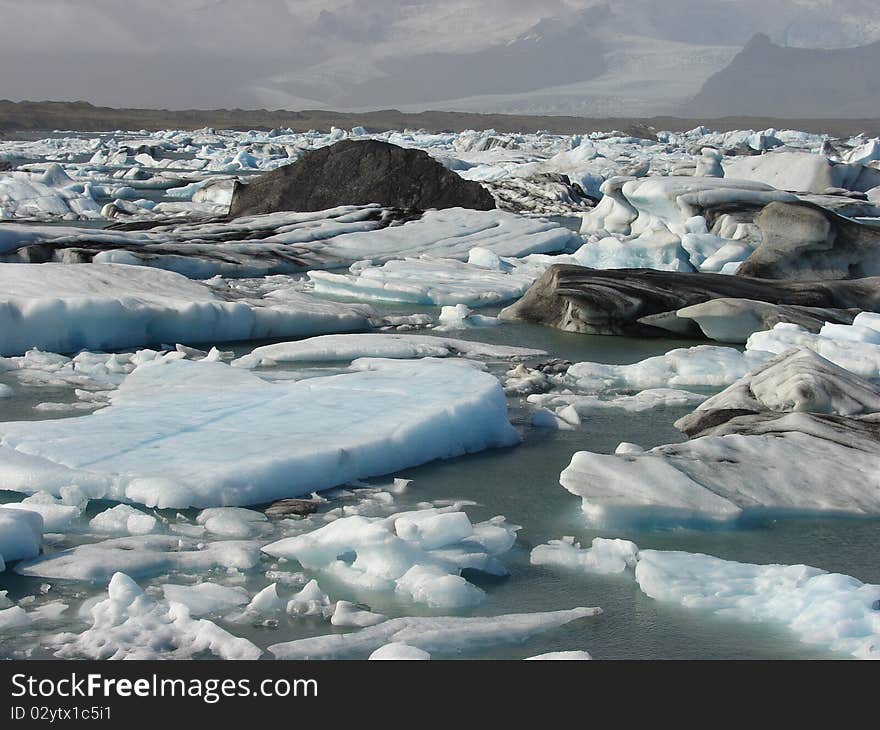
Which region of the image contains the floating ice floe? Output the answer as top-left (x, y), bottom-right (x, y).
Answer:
top-left (16, 534), bottom-right (261, 583)
top-left (524, 651), bottom-right (592, 660)
top-left (50, 572), bottom-right (262, 660)
top-left (565, 345), bottom-right (772, 392)
top-left (309, 256), bottom-right (537, 307)
top-left (528, 388), bottom-right (707, 415)
top-left (0, 263), bottom-right (372, 356)
top-left (268, 607), bottom-right (600, 659)
top-left (532, 538), bottom-right (880, 659)
top-left (263, 504), bottom-right (519, 609)
top-left (677, 348), bottom-right (880, 437)
top-left (0, 358), bottom-right (520, 509)
top-left (160, 582), bottom-right (251, 617)
top-left (530, 537), bottom-right (639, 575)
top-left (561, 411), bottom-right (879, 529)
top-left (1, 493), bottom-right (82, 532)
top-left (232, 332), bottom-right (543, 369)
top-left (635, 550), bottom-right (880, 659)
top-left (722, 150), bottom-right (880, 194)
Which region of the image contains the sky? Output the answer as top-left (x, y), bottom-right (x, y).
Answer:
top-left (0, 0), bottom-right (878, 114)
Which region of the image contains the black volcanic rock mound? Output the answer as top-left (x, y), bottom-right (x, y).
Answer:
top-left (229, 139), bottom-right (496, 217)
top-left (685, 34), bottom-right (880, 118)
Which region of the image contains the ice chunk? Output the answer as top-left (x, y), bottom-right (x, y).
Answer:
top-left (1, 493), bottom-right (81, 532)
top-left (310, 257), bottom-right (535, 307)
top-left (437, 304), bottom-right (499, 329)
top-left (528, 388), bottom-right (706, 414)
top-left (531, 537), bottom-right (639, 575)
top-left (0, 606), bottom-right (30, 631)
top-left (15, 535), bottom-right (261, 582)
top-left (269, 607), bottom-right (601, 659)
top-left (89, 505), bottom-right (158, 536)
top-left (0, 358), bottom-right (520, 508)
top-left (51, 572), bottom-right (261, 659)
top-left (0, 507), bottom-right (43, 567)
top-left (368, 643), bottom-right (431, 660)
top-left (160, 582), bottom-right (250, 616)
top-left (561, 412), bottom-right (880, 529)
top-left (635, 550), bottom-right (880, 659)
top-left (524, 650), bottom-right (592, 660)
top-left (331, 601), bottom-right (386, 628)
top-left (287, 579), bottom-right (333, 617)
top-left (567, 345), bottom-right (771, 392)
top-left (196, 507), bottom-right (267, 538)
top-left (747, 322), bottom-right (880, 381)
top-left (263, 505), bottom-right (518, 608)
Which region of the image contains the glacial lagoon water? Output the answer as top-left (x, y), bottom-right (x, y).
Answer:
top-left (1, 311), bottom-right (877, 660)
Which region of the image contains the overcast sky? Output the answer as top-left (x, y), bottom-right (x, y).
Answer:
top-left (1, 0), bottom-right (877, 111)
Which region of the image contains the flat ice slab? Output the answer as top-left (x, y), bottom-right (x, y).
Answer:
top-left (232, 332), bottom-right (545, 368)
top-left (0, 358), bottom-right (520, 509)
top-left (0, 263), bottom-right (371, 356)
top-left (268, 607), bottom-right (601, 659)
